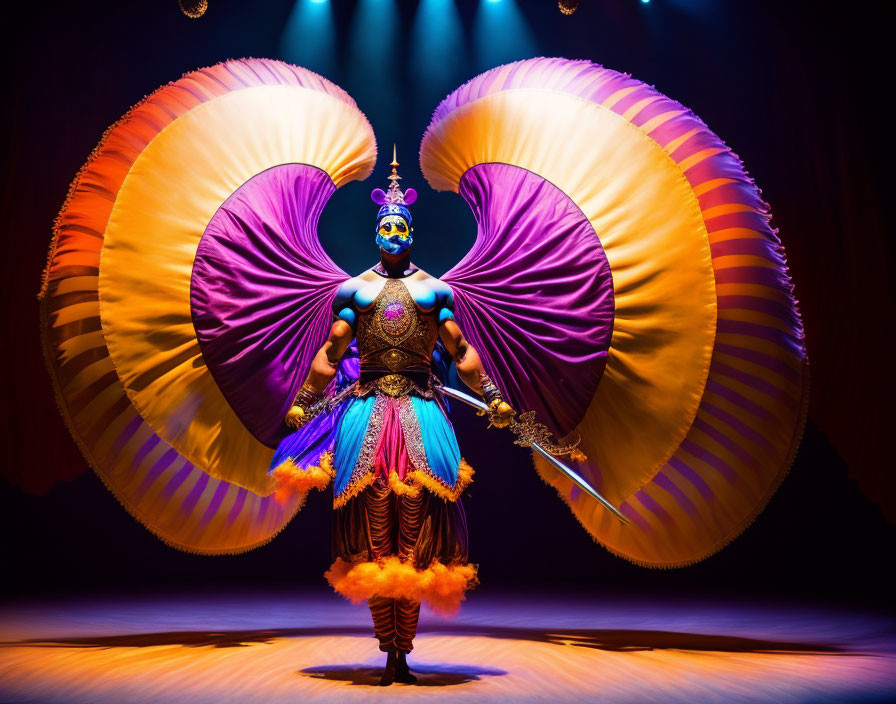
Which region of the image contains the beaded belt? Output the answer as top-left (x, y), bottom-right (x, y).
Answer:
top-left (358, 368), bottom-right (434, 398)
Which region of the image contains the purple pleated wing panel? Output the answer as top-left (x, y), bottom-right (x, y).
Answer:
top-left (422, 57), bottom-right (808, 568)
top-left (443, 163), bottom-right (615, 438)
top-left (191, 164), bottom-right (349, 448)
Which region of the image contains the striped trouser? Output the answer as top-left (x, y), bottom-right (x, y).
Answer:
top-left (365, 480), bottom-right (424, 653)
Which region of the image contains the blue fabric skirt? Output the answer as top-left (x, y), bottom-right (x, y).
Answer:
top-left (332, 394), bottom-right (462, 498)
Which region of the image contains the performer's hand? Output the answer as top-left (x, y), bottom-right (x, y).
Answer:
top-left (488, 398), bottom-right (515, 428)
top-left (285, 405), bottom-right (307, 429)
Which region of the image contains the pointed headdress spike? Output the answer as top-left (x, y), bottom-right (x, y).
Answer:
top-left (370, 144), bottom-right (417, 221)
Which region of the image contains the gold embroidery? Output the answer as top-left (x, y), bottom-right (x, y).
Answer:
top-left (333, 471), bottom-right (377, 509)
top-left (377, 373), bottom-right (411, 397)
top-left (356, 279), bottom-right (438, 375)
top-left (397, 394), bottom-right (432, 474)
top-left (383, 348), bottom-right (409, 371)
top-left (348, 394), bottom-right (388, 490)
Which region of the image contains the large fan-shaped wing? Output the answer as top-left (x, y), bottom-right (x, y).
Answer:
top-left (421, 58), bottom-right (807, 567)
top-left (40, 59), bottom-right (376, 554)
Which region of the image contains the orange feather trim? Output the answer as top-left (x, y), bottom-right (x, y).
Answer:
top-left (405, 458), bottom-right (474, 502)
top-left (333, 459), bottom-right (475, 508)
top-left (270, 452), bottom-right (334, 503)
top-left (332, 471), bottom-right (377, 509)
top-left (388, 471), bottom-right (422, 498)
top-left (325, 556), bottom-right (478, 615)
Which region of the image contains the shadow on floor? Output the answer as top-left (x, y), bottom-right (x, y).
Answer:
top-left (300, 661), bottom-right (508, 687)
top-left (3, 624), bottom-right (850, 654)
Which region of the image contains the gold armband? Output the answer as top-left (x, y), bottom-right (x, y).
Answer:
top-left (285, 384), bottom-right (323, 429)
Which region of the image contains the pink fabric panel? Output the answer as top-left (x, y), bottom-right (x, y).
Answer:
top-left (373, 398), bottom-right (412, 481)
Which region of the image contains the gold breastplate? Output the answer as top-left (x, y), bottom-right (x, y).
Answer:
top-left (356, 279), bottom-right (438, 396)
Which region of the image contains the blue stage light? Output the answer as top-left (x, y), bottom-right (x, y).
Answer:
top-left (473, 0), bottom-right (538, 72)
top-left (278, 0), bottom-right (336, 76)
top-left (411, 0), bottom-right (467, 112)
top-left (346, 0), bottom-right (400, 137)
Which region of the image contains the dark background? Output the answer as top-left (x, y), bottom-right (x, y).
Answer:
top-left (1, 0), bottom-right (893, 605)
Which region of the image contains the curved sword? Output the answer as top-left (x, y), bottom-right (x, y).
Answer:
top-left (437, 385), bottom-right (630, 525)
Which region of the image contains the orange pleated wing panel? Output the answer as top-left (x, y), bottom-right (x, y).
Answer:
top-left (40, 59), bottom-right (376, 554)
top-left (421, 58), bottom-right (807, 567)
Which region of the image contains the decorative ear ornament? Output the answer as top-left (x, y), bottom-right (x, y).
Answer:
top-left (370, 188), bottom-right (387, 205)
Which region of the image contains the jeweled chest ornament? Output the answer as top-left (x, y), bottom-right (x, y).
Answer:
top-left (381, 300), bottom-right (411, 336)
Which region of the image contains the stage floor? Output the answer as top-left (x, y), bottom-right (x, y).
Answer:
top-left (1, 590), bottom-right (894, 703)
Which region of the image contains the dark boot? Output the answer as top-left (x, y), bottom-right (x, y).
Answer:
top-left (395, 651), bottom-right (417, 684)
top-left (379, 649), bottom-right (398, 686)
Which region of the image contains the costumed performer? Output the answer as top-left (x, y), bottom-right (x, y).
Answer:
top-left (40, 57), bottom-right (807, 687)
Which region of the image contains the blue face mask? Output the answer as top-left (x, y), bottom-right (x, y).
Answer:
top-left (375, 215), bottom-right (413, 254)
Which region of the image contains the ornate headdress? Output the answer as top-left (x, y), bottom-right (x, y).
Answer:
top-left (370, 145), bottom-right (417, 225)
